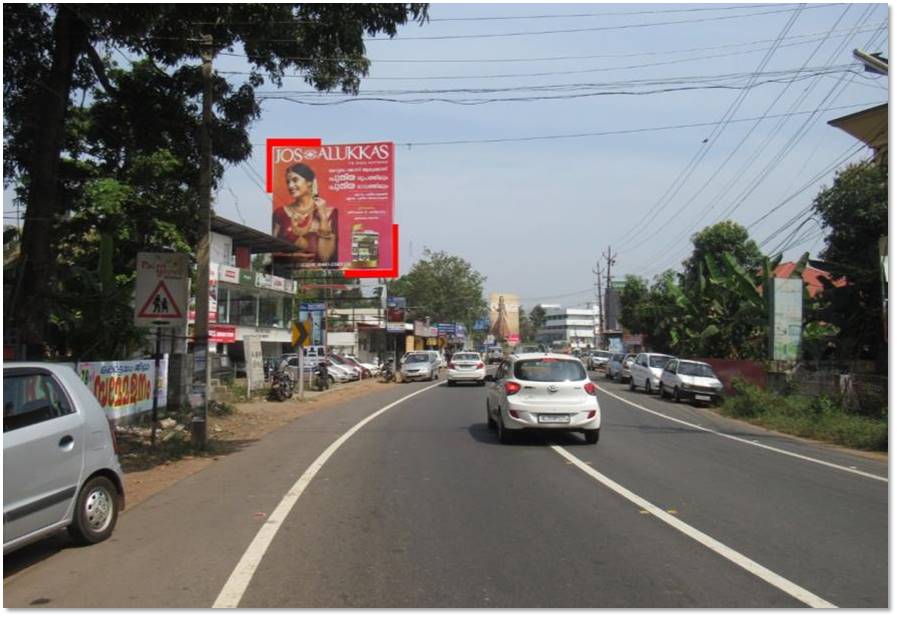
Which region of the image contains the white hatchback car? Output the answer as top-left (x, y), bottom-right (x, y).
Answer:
top-left (446, 352), bottom-right (486, 386)
top-left (629, 352), bottom-right (676, 394)
top-left (486, 353), bottom-right (601, 444)
top-left (659, 359), bottom-right (724, 405)
top-left (4, 363), bottom-right (125, 554)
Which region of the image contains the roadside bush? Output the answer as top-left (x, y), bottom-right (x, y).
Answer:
top-left (720, 378), bottom-right (887, 451)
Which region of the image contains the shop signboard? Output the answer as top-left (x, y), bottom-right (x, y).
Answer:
top-left (219, 264), bottom-right (240, 285)
top-left (209, 324), bottom-right (237, 344)
top-left (269, 141), bottom-right (395, 272)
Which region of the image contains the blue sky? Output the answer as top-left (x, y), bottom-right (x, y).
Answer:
top-left (6, 3), bottom-right (889, 310)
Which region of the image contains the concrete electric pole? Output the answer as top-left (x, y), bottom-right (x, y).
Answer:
top-left (192, 33), bottom-right (214, 450)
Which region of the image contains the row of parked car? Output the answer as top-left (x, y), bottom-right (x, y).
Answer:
top-left (595, 351), bottom-right (725, 406)
top-left (277, 350), bottom-right (382, 385)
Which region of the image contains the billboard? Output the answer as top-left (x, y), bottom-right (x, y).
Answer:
top-left (769, 277), bottom-right (803, 362)
top-left (269, 141), bottom-right (395, 271)
top-left (489, 293), bottom-right (520, 345)
top-left (77, 358), bottom-right (169, 421)
top-left (386, 296), bottom-right (406, 333)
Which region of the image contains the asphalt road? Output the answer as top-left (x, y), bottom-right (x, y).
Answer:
top-left (3, 371), bottom-right (887, 608)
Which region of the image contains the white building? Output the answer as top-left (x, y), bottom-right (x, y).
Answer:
top-left (535, 304), bottom-right (599, 350)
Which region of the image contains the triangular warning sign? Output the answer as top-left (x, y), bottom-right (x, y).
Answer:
top-left (138, 281), bottom-right (183, 319)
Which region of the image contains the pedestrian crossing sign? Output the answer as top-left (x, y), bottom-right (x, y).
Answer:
top-left (137, 281), bottom-right (183, 319)
top-left (134, 252), bottom-right (189, 327)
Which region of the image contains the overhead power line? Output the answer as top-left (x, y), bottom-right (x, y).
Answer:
top-left (359, 4), bottom-right (845, 41)
top-left (213, 24), bottom-right (882, 64)
top-left (219, 32), bottom-right (883, 83)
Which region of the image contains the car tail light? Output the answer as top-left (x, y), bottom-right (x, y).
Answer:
top-left (504, 381), bottom-right (522, 396)
top-left (476, 362), bottom-right (484, 369)
top-left (448, 362), bottom-right (455, 369)
top-left (584, 382), bottom-right (598, 396)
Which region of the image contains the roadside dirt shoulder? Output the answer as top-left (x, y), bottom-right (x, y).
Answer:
top-left (121, 379), bottom-right (398, 510)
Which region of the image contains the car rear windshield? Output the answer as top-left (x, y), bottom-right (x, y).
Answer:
top-left (649, 355), bottom-right (674, 368)
top-left (453, 354), bottom-right (479, 361)
top-left (405, 354), bottom-right (430, 363)
top-left (514, 359), bottom-right (586, 382)
top-left (679, 362), bottom-right (717, 378)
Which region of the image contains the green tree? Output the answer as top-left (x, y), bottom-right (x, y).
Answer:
top-left (389, 249), bottom-right (487, 328)
top-left (681, 220), bottom-right (763, 291)
top-left (811, 162), bottom-right (888, 363)
top-left (4, 4), bottom-right (428, 358)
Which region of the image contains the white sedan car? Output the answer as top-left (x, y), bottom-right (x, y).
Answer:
top-left (486, 353), bottom-right (601, 444)
top-left (446, 352), bottom-right (486, 386)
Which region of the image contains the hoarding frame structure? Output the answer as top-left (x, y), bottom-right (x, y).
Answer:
top-left (266, 139), bottom-right (396, 275)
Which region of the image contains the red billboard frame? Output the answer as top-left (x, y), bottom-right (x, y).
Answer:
top-left (266, 138), bottom-right (398, 279)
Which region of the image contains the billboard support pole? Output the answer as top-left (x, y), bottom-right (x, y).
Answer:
top-left (151, 324), bottom-right (163, 450)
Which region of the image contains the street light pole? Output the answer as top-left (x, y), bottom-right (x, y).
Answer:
top-left (192, 33), bottom-right (213, 450)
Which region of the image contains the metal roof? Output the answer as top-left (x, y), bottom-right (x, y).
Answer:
top-left (211, 215), bottom-right (299, 254)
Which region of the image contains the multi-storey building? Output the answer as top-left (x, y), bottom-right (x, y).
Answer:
top-left (535, 304), bottom-right (599, 351)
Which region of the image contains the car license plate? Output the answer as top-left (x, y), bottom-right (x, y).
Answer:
top-left (695, 394), bottom-right (711, 401)
top-left (538, 414), bottom-right (569, 424)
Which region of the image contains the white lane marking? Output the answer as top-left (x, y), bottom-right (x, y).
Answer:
top-left (551, 445), bottom-right (838, 609)
top-left (213, 382), bottom-right (443, 608)
top-left (598, 386), bottom-right (887, 483)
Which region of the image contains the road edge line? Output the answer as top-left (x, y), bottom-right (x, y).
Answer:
top-left (212, 381), bottom-right (443, 608)
top-left (551, 445), bottom-right (838, 608)
top-left (598, 385), bottom-right (887, 483)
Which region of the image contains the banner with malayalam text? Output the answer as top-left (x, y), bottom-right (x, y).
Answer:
top-left (77, 358), bottom-right (169, 421)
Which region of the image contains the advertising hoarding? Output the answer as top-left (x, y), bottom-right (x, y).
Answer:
top-left (77, 358), bottom-right (169, 421)
top-left (489, 293), bottom-right (520, 345)
top-left (269, 142), bottom-right (395, 272)
top-left (769, 277), bottom-right (803, 362)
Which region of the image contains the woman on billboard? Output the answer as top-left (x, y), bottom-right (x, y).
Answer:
top-left (272, 163), bottom-right (337, 264)
top-left (491, 295), bottom-right (512, 342)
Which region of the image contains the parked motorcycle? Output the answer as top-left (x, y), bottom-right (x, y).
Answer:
top-left (314, 361), bottom-right (330, 391)
top-left (381, 358), bottom-right (396, 383)
top-left (270, 367), bottom-right (295, 402)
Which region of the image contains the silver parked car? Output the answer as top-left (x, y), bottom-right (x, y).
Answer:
top-left (4, 363), bottom-right (125, 554)
top-left (659, 359), bottom-right (724, 405)
top-left (400, 352), bottom-right (440, 382)
top-left (605, 353), bottom-right (627, 381)
top-left (629, 352), bottom-right (676, 394)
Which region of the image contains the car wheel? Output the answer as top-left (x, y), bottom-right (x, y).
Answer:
top-left (69, 476), bottom-right (119, 545)
top-left (584, 429), bottom-right (600, 444)
top-left (644, 379), bottom-right (652, 394)
top-left (478, 380), bottom-right (485, 387)
top-left (629, 379), bottom-right (636, 391)
top-left (447, 379), bottom-right (454, 387)
top-left (486, 402), bottom-right (496, 429)
top-left (674, 387), bottom-right (681, 403)
top-left (497, 415), bottom-right (514, 444)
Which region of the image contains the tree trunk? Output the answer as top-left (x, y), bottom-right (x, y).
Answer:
top-left (16, 6), bottom-right (87, 359)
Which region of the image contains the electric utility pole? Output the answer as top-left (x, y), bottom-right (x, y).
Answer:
top-left (603, 246), bottom-right (617, 333)
top-left (593, 260), bottom-right (604, 349)
top-left (192, 33), bottom-right (213, 450)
